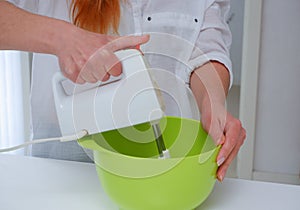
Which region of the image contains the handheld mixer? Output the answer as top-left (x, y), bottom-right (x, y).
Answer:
top-left (53, 49), bottom-right (170, 159)
top-left (0, 49), bottom-right (170, 158)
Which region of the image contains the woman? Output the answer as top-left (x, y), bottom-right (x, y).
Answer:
top-left (0, 0), bottom-right (245, 181)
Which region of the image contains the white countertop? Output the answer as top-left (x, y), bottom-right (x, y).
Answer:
top-left (0, 154), bottom-right (299, 210)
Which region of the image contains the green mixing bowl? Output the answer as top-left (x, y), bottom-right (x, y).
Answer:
top-left (78, 116), bottom-right (220, 210)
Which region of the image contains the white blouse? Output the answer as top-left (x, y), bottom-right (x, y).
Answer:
top-left (7, 0), bottom-right (232, 161)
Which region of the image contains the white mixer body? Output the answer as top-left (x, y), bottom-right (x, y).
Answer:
top-left (53, 49), bottom-right (164, 137)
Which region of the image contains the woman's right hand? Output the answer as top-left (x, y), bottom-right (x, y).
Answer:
top-left (55, 25), bottom-right (149, 84)
top-left (0, 2), bottom-right (148, 84)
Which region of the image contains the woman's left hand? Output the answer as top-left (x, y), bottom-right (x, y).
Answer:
top-left (200, 100), bottom-right (246, 181)
top-left (190, 61), bottom-right (246, 182)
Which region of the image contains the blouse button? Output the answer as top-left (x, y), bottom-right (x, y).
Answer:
top-left (194, 18), bottom-right (198, 23)
top-left (147, 17), bottom-right (152, 21)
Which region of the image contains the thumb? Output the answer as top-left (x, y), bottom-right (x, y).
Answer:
top-left (202, 118), bottom-right (225, 146)
top-left (217, 134), bottom-right (226, 146)
top-left (210, 130), bottom-right (225, 146)
top-left (109, 34), bottom-right (150, 51)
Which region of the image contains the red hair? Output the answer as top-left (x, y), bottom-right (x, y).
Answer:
top-left (70, 0), bottom-right (121, 34)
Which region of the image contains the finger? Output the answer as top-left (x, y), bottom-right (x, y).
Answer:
top-left (216, 143), bottom-right (239, 182)
top-left (108, 34), bottom-right (150, 52)
top-left (217, 128), bottom-right (246, 181)
top-left (87, 48), bottom-right (121, 81)
top-left (80, 49), bottom-right (109, 82)
top-left (106, 56), bottom-right (122, 77)
top-left (60, 58), bottom-right (81, 83)
top-left (101, 73), bottom-right (110, 82)
top-left (64, 71), bottom-right (80, 83)
top-left (98, 49), bottom-right (122, 77)
top-left (105, 34), bottom-right (120, 40)
top-left (201, 116), bottom-right (225, 146)
top-left (75, 75), bottom-right (86, 84)
top-left (217, 118), bottom-right (242, 166)
top-left (210, 124), bottom-right (226, 146)
top-left (78, 68), bottom-right (98, 83)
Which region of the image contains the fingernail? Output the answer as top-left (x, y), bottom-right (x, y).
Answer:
top-left (217, 157), bottom-right (225, 166)
top-left (218, 174), bottom-right (224, 182)
top-left (135, 44), bottom-right (141, 50)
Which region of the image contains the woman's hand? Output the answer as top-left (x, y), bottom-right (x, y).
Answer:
top-left (55, 24), bottom-right (149, 84)
top-left (200, 98), bottom-right (246, 181)
top-left (190, 61), bottom-right (246, 182)
top-left (0, 2), bottom-right (148, 83)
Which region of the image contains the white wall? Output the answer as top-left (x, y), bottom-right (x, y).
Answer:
top-left (228, 0), bottom-right (245, 86)
top-left (253, 0), bottom-right (300, 183)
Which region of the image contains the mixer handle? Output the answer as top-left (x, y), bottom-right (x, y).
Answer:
top-left (58, 74), bottom-right (122, 96)
top-left (53, 49), bottom-right (145, 96)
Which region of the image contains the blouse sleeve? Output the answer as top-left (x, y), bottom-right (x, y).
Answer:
top-left (188, 0), bottom-right (233, 88)
top-left (5, 0), bottom-right (38, 13)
